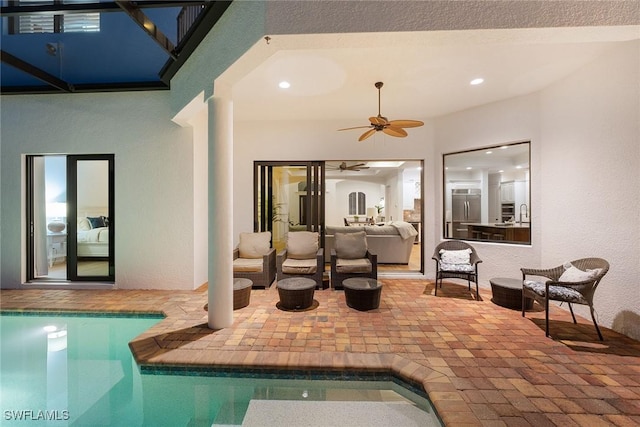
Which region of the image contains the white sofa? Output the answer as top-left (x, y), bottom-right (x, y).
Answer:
top-left (324, 222), bottom-right (417, 264)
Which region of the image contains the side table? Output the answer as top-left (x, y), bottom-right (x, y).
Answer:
top-left (277, 277), bottom-right (316, 310)
top-left (342, 277), bottom-right (382, 311)
top-left (233, 278), bottom-right (253, 310)
top-left (490, 277), bottom-right (533, 310)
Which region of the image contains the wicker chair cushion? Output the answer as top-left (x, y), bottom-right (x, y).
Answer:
top-left (286, 231), bottom-right (319, 260)
top-left (282, 258), bottom-right (317, 274)
top-left (559, 263), bottom-right (601, 282)
top-left (334, 231), bottom-right (368, 259)
top-left (524, 280), bottom-right (588, 304)
top-left (336, 258), bottom-right (372, 273)
top-left (439, 248), bottom-right (472, 264)
top-left (233, 258), bottom-right (264, 273)
top-left (440, 262), bottom-right (475, 272)
top-left (238, 232), bottom-right (271, 259)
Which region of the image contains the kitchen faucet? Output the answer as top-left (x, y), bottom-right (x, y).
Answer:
top-left (519, 204), bottom-right (528, 224)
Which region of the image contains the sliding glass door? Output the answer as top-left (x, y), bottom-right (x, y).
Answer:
top-left (254, 161), bottom-right (325, 252)
top-left (66, 155), bottom-right (115, 281)
top-left (26, 154), bottom-right (115, 283)
top-left (254, 159), bottom-right (424, 274)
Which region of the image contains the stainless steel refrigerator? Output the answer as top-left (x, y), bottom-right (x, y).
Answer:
top-left (451, 189), bottom-right (481, 238)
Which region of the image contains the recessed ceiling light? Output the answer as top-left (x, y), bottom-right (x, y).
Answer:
top-left (278, 81), bottom-right (290, 89)
top-left (43, 325), bottom-right (57, 332)
top-left (516, 165), bottom-right (523, 169)
top-left (470, 78), bottom-right (484, 85)
top-left (500, 145), bottom-right (509, 150)
top-left (466, 167), bottom-right (472, 170)
top-left (486, 151), bottom-right (493, 155)
top-left (498, 170), bottom-right (504, 173)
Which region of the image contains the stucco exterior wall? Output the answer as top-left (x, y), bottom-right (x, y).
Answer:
top-left (433, 93), bottom-right (542, 282)
top-left (0, 91), bottom-right (197, 290)
top-left (538, 40), bottom-right (640, 338)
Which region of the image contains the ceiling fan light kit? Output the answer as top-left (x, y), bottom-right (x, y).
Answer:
top-left (338, 81), bottom-right (424, 142)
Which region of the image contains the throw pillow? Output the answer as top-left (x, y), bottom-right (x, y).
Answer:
top-left (287, 231), bottom-right (319, 259)
top-left (334, 231), bottom-right (367, 259)
top-left (238, 232), bottom-right (271, 259)
top-left (87, 216), bottom-right (106, 229)
top-left (439, 248), bottom-right (472, 265)
top-left (559, 263), bottom-right (599, 282)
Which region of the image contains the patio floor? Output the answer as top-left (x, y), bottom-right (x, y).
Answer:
top-left (1, 279), bottom-right (639, 426)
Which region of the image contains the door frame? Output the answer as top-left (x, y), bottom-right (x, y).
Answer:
top-left (25, 153), bottom-right (115, 283)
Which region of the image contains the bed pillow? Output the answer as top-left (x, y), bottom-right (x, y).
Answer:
top-left (439, 248), bottom-right (472, 265)
top-left (77, 217), bottom-right (92, 231)
top-left (87, 216), bottom-right (106, 229)
top-left (238, 232), bottom-right (271, 259)
top-left (559, 262), bottom-right (600, 282)
top-left (287, 231), bottom-right (319, 259)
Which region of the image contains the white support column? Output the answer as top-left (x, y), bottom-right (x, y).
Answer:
top-left (207, 94), bottom-right (234, 329)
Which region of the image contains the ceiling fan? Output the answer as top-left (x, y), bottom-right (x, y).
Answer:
top-left (338, 81), bottom-right (424, 142)
top-left (327, 162), bottom-right (370, 172)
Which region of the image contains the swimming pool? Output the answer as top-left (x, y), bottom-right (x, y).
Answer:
top-left (0, 313), bottom-right (441, 426)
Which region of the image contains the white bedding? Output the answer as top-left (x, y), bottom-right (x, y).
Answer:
top-left (77, 227), bottom-right (109, 243)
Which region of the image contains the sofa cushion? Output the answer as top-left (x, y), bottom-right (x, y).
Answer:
top-left (282, 258), bottom-right (317, 275)
top-left (334, 231), bottom-right (367, 259)
top-left (233, 258), bottom-right (264, 272)
top-left (238, 232), bottom-right (271, 259)
top-left (524, 280), bottom-right (587, 304)
top-left (326, 226), bottom-right (361, 235)
top-left (336, 258), bottom-right (372, 273)
top-left (440, 263), bottom-right (475, 272)
top-left (287, 231), bottom-right (319, 260)
top-left (362, 225), bottom-right (398, 235)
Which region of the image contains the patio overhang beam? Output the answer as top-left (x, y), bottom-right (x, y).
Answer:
top-left (1, 49), bottom-right (73, 93)
top-left (0, 1), bottom-right (208, 16)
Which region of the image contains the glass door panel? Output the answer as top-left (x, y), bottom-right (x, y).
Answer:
top-left (67, 155), bottom-right (114, 281)
top-left (254, 162), bottom-right (325, 252)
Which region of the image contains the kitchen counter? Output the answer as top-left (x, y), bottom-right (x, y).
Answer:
top-left (462, 223), bottom-right (530, 243)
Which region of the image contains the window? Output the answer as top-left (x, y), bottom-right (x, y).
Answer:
top-left (443, 141), bottom-right (531, 244)
top-left (348, 192), bottom-right (366, 216)
top-left (12, 0), bottom-right (100, 34)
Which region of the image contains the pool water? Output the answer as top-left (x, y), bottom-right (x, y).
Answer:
top-left (0, 313), bottom-right (441, 426)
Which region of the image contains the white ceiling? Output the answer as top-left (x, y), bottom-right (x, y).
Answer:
top-left (230, 26), bottom-right (639, 123)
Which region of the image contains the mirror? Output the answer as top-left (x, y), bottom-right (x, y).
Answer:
top-left (443, 141), bottom-right (530, 244)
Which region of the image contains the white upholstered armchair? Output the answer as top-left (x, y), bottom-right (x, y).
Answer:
top-left (233, 231), bottom-right (276, 289)
top-left (277, 231), bottom-right (325, 289)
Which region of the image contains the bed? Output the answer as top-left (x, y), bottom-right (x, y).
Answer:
top-left (77, 216), bottom-right (109, 258)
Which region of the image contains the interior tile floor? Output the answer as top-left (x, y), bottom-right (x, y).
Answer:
top-left (2, 279), bottom-right (639, 426)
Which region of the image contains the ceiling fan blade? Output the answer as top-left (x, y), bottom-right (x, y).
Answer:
top-left (383, 126), bottom-right (408, 138)
top-left (358, 128), bottom-right (377, 142)
top-left (338, 125), bottom-right (373, 131)
top-left (389, 119), bottom-right (424, 128)
top-left (369, 116), bottom-right (388, 126)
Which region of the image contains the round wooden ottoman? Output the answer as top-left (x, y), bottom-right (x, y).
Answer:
top-left (342, 278), bottom-right (382, 311)
top-left (490, 277), bottom-right (533, 310)
top-left (277, 277), bottom-right (316, 310)
top-left (233, 278), bottom-right (253, 310)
